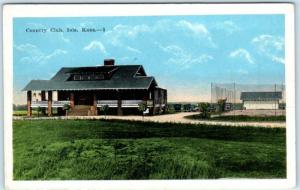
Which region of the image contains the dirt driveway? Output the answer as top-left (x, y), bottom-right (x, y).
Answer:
top-left (102, 112), bottom-right (285, 128)
top-left (14, 112), bottom-right (285, 128)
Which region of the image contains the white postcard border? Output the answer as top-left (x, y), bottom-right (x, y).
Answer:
top-left (3, 3), bottom-right (295, 190)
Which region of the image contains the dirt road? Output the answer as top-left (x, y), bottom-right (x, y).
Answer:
top-left (101, 112), bottom-right (285, 128)
top-left (15, 112), bottom-right (285, 128)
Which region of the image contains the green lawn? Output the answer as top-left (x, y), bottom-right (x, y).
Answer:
top-left (13, 110), bottom-right (39, 117)
top-left (13, 109), bottom-right (59, 117)
top-left (185, 114), bottom-right (286, 122)
top-left (13, 119), bottom-right (286, 180)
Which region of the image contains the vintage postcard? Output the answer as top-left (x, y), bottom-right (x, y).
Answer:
top-left (3, 3), bottom-right (295, 190)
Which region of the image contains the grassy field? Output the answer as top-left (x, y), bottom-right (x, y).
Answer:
top-left (13, 119), bottom-right (286, 180)
top-left (13, 109), bottom-right (59, 117)
top-left (185, 114), bottom-right (286, 122)
top-left (13, 110), bottom-right (38, 117)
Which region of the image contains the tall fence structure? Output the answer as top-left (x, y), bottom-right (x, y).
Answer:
top-left (211, 83), bottom-right (286, 113)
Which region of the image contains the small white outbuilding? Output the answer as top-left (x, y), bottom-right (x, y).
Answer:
top-left (240, 91), bottom-right (282, 110)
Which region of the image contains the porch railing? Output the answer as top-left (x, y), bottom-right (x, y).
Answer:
top-left (31, 101), bottom-right (70, 108)
top-left (97, 100), bottom-right (154, 108)
top-left (52, 101), bottom-right (70, 108)
top-left (97, 100), bottom-right (118, 107)
top-left (31, 101), bottom-right (48, 108)
top-left (122, 100), bottom-right (143, 107)
top-left (31, 100), bottom-right (162, 108)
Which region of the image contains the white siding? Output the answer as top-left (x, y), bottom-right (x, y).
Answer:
top-left (31, 90), bottom-right (58, 101)
top-left (53, 91), bottom-right (58, 101)
top-left (243, 101), bottom-right (279, 110)
top-left (32, 91), bottom-right (41, 101)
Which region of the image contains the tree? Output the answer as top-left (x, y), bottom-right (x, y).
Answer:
top-left (198, 102), bottom-right (210, 118)
top-left (63, 104), bottom-right (71, 117)
top-left (138, 102), bottom-right (147, 120)
top-left (37, 106), bottom-right (41, 117)
top-left (101, 104), bottom-right (109, 119)
top-left (217, 98), bottom-right (227, 112)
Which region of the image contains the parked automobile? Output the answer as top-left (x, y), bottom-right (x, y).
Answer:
top-left (173, 104), bottom-right (182, 112)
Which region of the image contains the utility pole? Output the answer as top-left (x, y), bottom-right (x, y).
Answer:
top-left (211, 83), bottom-right (212, 105)
top-left (211, 83), bottom-right (213, 111)
top-left (233, 82), bottom-right (236, 117)
top-left (275, 84), bottom-right (277, 117)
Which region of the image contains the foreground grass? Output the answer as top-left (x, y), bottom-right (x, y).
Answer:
top-left (185, 114), bottom-right (286, 122)
top-left (13, 119), bottom-right (286, 180)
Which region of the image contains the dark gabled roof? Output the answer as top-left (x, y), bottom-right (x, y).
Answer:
top-left (240, 91), bottom-right (282, 101)
top-left (23, 65), bottom-right (157, 91)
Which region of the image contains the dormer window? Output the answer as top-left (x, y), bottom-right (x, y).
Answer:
top-left (82, 75), bottom-right (89, 80)
top-left (70, 72), bottom-right (105, 81)
top-left (73, 74), bottom-right (81, 80)
top-left (93, 75), bottom-right (105, 80)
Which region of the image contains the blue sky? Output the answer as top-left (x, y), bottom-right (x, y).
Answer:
top-left (13, 15), bottom-right (285, 104)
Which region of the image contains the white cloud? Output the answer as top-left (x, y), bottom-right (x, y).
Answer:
top-left (104, 19), bottom-right (216, 49)
top-left (229, 48), bottom-right (255, 64)
top-left (153, 19), bottom-right (173, 32)
top-left (271, 56), bottom-right (285, 64)
top-left (105, 24), bottom-right (151, 47)
top-left (196, 54), bottom-right (214, 62)
top-left (14, 43), bottom-right (38, 52)
top-left (83, 41), bottom-right (107, 54)
top-left (177, 20), bottom-right (208, 35)
top-left (126, 46), bottom-right (141, 54)
top-left (60, 33), bottom-right (70, 43)
top-left (252, 34), bottom-right (284, 64)
top-left (44, 49), bottom-right (67, 60)
top-left (159, 44), bottom-right (213, 68)
top-left (252, 35), bottom-right (284, 50)
top-left (14, 43), bottom-right (67, 65)
top-left (215, 20), bottom-right (240, 34)
top-left (115, 24), bottom-right (150, 38)
top-left (103, 24), bottom-right (150, 53)
top-left (176, 20), bottom-right (216, 47)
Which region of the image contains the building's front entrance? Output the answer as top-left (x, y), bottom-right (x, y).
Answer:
top-left (74, 92), bottom-right (93, 105)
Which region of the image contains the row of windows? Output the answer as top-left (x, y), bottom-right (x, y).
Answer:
top-left (72, 74), bottom-right (105, 81)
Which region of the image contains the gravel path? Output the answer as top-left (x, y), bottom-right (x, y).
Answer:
top-left (14, 112), bottom-right (285, 128)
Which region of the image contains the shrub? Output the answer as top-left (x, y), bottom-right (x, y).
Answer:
top-left (198, 103), bottom-right (210, 118)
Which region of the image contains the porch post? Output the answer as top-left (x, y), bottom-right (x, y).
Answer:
top-left (159, 89), bottom-right (162, 113)
top-left (152, 90), bottom-right (156, 115)
top-left (27, 91), bottom-right (32, 117)
top-left (41, 91), bottom-right (46, 115)
top-left (48, 91), bottom-right (52, 116)
top-left (70, 92), bottom-right (75, 110)
top-left (93, 93), bottom-right (97, 115)
top-left (117, 90), bottom-right (123, 116)
top-left (56, 91), bottom-right (63, 115)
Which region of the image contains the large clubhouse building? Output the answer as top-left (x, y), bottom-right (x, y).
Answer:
top-left (23, 59), bottom-right (167, 116)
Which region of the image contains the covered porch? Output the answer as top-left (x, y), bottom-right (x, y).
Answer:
top-left (26, 88), bottom-right (166, 116)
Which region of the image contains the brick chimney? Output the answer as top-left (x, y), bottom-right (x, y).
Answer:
top-left (104, 59), bottom-right (115, 66)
